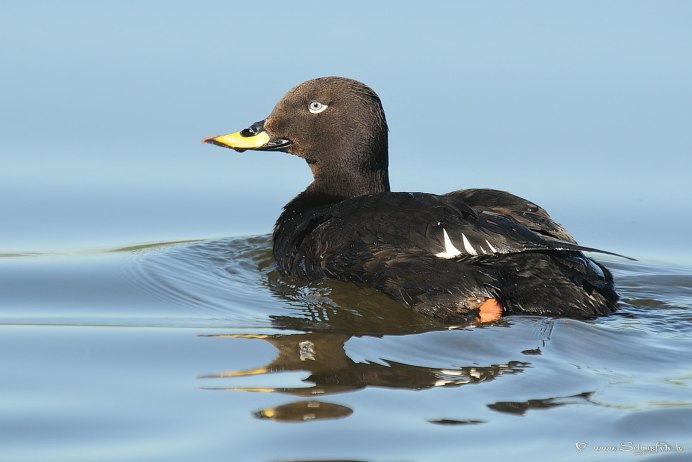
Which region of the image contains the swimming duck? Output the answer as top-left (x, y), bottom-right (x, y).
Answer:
top-left (204, 77), bottom-right (620, 323)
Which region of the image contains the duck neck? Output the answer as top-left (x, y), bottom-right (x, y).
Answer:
top-left (280, 167), bottom-right (389, 221)
top-left (279, 135), bottom-right (390, 227)
top-left (275, 164), bottom-right (390, 239)
top-left (304, 137), bottom-right (391, 200)
top-left (308, 167), bottom-right (390, 199)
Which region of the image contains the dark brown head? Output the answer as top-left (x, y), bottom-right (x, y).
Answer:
top-left (204, 77), bottom-right (390, 198)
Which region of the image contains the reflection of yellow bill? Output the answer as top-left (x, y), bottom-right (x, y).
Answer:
top-left (202, 333), bottom-right (271, 339)
top-left (254, 400), bottom-right (353, 422)
top-left (198, 366), bottom-right (268, 379)
top-left (258, 407), bottom-right (276, 418)
top-left (203, 130), bottom-right (270, 149)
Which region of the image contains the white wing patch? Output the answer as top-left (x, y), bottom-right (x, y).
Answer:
top-left (485, 239), bottom-right (498, 253)
top-left (461, 233), bottom-right (478, 256)
top-left (435, 228), bottom-right (462, 259)
top-left (435, 229), bottom-right (499, 258)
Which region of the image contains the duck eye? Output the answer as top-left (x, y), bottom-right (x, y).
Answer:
top-left (308, 101), bottom-right (328, 114)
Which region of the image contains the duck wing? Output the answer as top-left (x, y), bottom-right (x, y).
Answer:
top-left (447, 188), bottom-right (577, 244)
top-left (309, 191), bottom-right (623, 263)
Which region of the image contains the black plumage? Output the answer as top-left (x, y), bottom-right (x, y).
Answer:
top-left (205, 77), bottom-right (621, 323)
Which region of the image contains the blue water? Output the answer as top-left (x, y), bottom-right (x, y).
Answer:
top-left (2, 1), bottom-right (692, 461)
top-left (0, 236), bottom-right (692, 461)
top-left (1, 237), bottom-right (691, 461)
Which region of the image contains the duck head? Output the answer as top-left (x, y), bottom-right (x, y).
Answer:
top-left (204, 77), bottom-right (390, 197)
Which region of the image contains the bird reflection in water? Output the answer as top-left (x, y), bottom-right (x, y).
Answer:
top-left (193, 236), bottom-right (585, 422)
top-left (201, 330), bottom-right (528, 393)
top-left (198, 272), bottom-right (536, 422)
top-left (139, 237), bottom-right (593, 422)
top-left (199, 330), bottom-right (529, 422)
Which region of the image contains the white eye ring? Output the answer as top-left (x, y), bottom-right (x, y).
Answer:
top-left (308, 101), bottom-right (328, 114)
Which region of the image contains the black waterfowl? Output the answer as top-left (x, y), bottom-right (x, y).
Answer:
top-left (204, 77), bottom-right (621, 323)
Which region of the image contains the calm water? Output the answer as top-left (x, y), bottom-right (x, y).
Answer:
top-left (1, 235), bottom-right (690, 462)
top-left (3, 2), bottom-right (692, 460)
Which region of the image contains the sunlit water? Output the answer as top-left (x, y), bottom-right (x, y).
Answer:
top-left (1, 236), bottom-right (690, 462)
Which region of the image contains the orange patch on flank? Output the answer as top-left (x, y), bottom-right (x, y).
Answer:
top-left (478, 298), bottom-right (503, 323)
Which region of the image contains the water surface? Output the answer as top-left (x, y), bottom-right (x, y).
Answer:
top-left (1, 236), bottom-right (690, 461)
top-left (3, 2), bottom-right (692, 460)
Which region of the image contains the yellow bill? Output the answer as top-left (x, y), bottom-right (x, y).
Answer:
top-left (203, 119), bottom-right (291, 152)
top-left (204, 130), bottom-right (270, 150)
